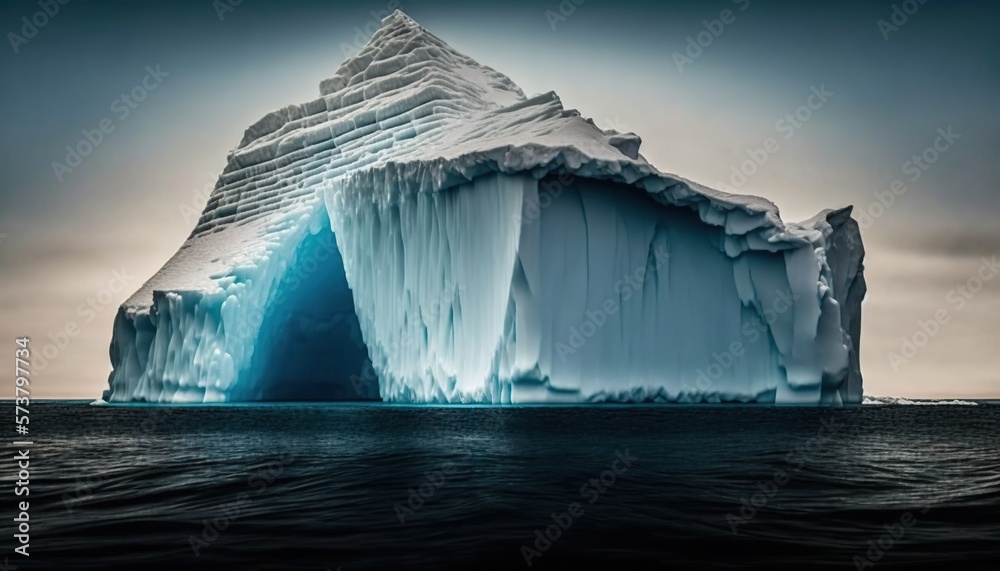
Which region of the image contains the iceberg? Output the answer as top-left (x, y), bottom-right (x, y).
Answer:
top-left (104, 11), bottom-right (866, 405)
top-left (862, 396), bottom-right (977, 406)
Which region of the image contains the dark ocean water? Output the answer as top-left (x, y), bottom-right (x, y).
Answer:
top-left (5, 401), bottom-right (999, 570)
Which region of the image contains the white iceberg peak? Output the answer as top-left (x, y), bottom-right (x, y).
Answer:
top-left (104, 13), bottom-right (866, 405)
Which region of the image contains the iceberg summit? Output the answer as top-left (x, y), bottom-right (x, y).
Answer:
top-left (104, 11), bottom-right (866, 405)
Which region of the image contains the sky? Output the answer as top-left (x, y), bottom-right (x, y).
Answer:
top-left (0, 0), bottom-right (997, 399)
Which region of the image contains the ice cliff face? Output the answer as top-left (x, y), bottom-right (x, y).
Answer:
top-left (104, 11), bottom-right (866, 404)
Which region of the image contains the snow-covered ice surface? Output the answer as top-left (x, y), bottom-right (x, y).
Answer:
top-left (104, 11), bottom-right (867, 404)
top-left (863, 396), bottom-right (978, 406)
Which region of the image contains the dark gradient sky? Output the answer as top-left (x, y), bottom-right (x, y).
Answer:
top-left (1, 0), bottom-right (997, 398)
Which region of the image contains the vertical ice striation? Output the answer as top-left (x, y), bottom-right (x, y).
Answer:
top-left (104, 10), bottom-right (866, 404)
top-left (325, 172), bottom-right (863, 404)
top-left (325, 174), bottom-right (527, 402)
